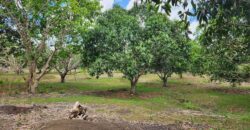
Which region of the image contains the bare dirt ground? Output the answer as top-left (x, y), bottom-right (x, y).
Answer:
top-left (0, 102), bottom-right (212, 130)
top-left (211, 88), bottom-right (250, 95)
top-left (81, 88), bottom-right (162, 99)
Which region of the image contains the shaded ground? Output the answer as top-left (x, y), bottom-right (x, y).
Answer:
top-left (211, 88), bottom-right (250, 95)
top-left (0, 105), bottom-right (47, 115)
top-left (0, 105), bottom-right (33, 115)
top-left (81, 88), bottom-right (162, 99)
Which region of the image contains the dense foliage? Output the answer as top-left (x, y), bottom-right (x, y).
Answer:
top-left (198, 0), bottom-right (250, 86)
top-left (0, 0), bottom-right (100, 93)
top-left (145, 13), bottom-right (190, 87)
top-left (54, 45), bottom-right (81, 83)
top-left (145, 0), bottom-right (250, 86)
top-left (83, 6), bottom-right (151, 94)
top-left (82, 5), bottom-right (191, 93)
top-left (0, 0), bottom-right (249, 94)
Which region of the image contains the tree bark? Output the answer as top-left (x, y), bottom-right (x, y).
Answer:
top-left (60, 74), bottom-right (66, 83)
top-left (179, 73), bottom-right (183, 79)
top-left (232, 82), bottom-right (237, 87)
top-left (26, 49), bottom-right (55, 93)
top-left (158, 72), bottom-right (169, 88)
top-left (30, 80), bottom-right (39, 94)
top-left (27, 60), bottom-right (38, 93)
top-left (130, 76), bottom-right (139, 95)
top-left (162, 77), bottom-right (168, 87)
top-left (107, 71), bottom-right (113, 77)
top-left (130, 82), bottom-right (136, 95)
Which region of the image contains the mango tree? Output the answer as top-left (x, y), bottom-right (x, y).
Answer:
top-left (145, 13), bottom-right (190, 87)
top-left (54, 45), bottom-right (81, 83)
top-left (82, 6), bottom-right (152, 94)
top-left (0, 0), bottom-right (100, 93)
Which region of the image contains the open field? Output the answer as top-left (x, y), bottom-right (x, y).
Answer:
top-left (0, 71), bottom-right (250, 129)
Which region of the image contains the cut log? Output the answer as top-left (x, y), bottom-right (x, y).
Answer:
top-left (69, 101), bottom-right (88, 120)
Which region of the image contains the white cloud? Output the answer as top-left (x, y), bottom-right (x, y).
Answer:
top-left (189, 21), bottom-right (198, 32)
top-left (189, 20), bottom-right (199, 39)
top-left (168, 0), bottom-right (199, 39)
top-left (126, 0), bottom-right (141, 10)
top-left (169, 6), bottom-right (181, 20)
top-left (100, 0), bottom-right (114, 12)
top-left (126, 0), bottom-right (134, 10)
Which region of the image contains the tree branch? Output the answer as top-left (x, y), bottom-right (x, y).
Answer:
top-left (36, 49), bottom-right (56, 81)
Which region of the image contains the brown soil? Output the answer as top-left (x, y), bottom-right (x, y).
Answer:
top-left (37, 119), bottom-right (209, 130)
top-left (81, 88), bottom-right (161, 99)
top-left (212, 88), bottom-right (250, 95)
top-left (0, 105), bottom-right (33, 114)
top-left (0, 119), bottom-right (12, 130)
top-left (37, 119), bottom-right (140, 130)
top-left (0, 105), bottom-right (47, 115)
top-left (0, 103), bottom-right (213, 130)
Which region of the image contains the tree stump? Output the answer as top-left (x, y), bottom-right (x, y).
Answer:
top-left (69, 101), bottom-right (88, 120)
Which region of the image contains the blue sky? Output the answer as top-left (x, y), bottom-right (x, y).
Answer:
top-left (114, 0), bottom-right (130, 8)
top-left (100, 0), bottom-right (134, 11)
top-left (100, 0), bottom-right (198, 39)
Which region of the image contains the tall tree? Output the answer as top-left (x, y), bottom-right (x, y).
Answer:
top-left (83, 6), bottom-right (152, 94)
top-left (0, 0), bottom-right (100, 93)
top-left (145, 0), bottom-right (249, 86)
top-left (198, 2), bottom-right (250, 86)
top-left (145, 14), bottom-right (190, 87)
top-left (115, 42), bottom-right (152, 94)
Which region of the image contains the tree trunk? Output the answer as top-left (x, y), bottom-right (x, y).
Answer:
top-left (232, 82), bottom-right (237, 87)
top-left (30, 80), bottom-right (39, 94)
top-left (15, 68), bottom-right (22, 75)
top-left (60, 74), bottom-right (66, 83)
top-left (107, 71), bottom-right (113, 77)
top-left (130, 76), bottom-right (139, 95)
top-left (130, 81), bottom-right (136, 95)
top-left (179, 73), bottom-right (183, 79)
top-left (162, 77), bottom-right (168, 87)
top-left (27, 60), bottom-right (38, 93)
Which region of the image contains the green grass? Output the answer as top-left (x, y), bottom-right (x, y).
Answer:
top-left (38, 78), bottom-right (129, 93)
top-left (0, 72), bottom-right (250, 129)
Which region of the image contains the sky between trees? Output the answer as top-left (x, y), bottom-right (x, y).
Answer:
top-left (100, 0), bottom-right (198, 39)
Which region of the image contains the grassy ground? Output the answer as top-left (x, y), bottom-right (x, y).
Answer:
top-left (0, 71), bottom-right (250, 129)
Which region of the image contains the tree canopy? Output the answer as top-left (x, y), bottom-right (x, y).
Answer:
top-left (82, 6), bottom-right (150, 94)
top-left (82, 5), bottom-right (192, 93)
top-left (145, 13), bottom-right (190, 87)
top-left (0, 0), bottom-right (100, 93)
top-left (197, 0), bottom-right (250, 86)
top-left (144, 0), bottom-right (250, 86)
